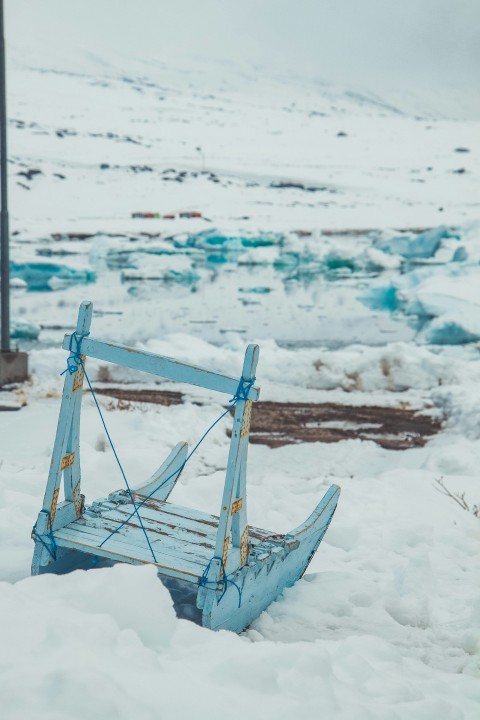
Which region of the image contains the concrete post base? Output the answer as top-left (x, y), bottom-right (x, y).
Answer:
top-left (0, 351), bottom-right (29, 386)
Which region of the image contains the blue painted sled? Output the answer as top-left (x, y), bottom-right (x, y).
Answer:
top-left (32, 301), bottom-right (340, 632)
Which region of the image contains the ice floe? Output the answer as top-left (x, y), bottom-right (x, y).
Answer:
top-left (10, 261), bottom-right (96, 292)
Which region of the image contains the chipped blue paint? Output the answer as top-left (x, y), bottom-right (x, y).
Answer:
top-left (31, 301), bottom-right (341, 632)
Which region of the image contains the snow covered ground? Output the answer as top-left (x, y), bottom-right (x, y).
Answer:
top-left (1, 2), bottom-right (480, 718)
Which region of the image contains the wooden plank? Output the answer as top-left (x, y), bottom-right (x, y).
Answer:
top-left (62, 335), bottom-right (260, 401)
top-left (134, 498), bottom-right (219, 527)
top-left (104, 508), bottom-right (216, 555)
top-left (51, 500), bottom-right (78, 531)
top-left (54, 531), bottom-right (202, 582)
top-left (105, 502), bottom-right (218, 538)
top-left (62, 517), bottom-right (212, 567)
top-left (100, 496), bottom-right (276, 543)
top-left (54, 524), bottom-right (206, 579)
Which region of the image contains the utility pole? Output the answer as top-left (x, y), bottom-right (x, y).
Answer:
top-left (0, 0), bottom-right (9, 351)
top-left (0, 0), bottom-right (28, 386)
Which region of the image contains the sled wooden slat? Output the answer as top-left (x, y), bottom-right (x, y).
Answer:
top-left (54, 524), bottom-right (207, 580)
top-left (67, 513), bottom-right (213, 560)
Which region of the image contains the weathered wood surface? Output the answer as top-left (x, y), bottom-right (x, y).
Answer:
top-left (62, 334), bottom-right (260, 400)
top-left (50, 484), bottom-right (339, 631)
top-left (52, 496), bottom-right (276, 583)
top-left (201, 484), bottom-right (340, 632)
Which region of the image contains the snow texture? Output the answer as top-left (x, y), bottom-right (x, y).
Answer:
top-left (1, 3), bottom-right (480, 718)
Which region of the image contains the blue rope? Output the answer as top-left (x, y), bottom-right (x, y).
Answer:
top-left (60, 331), bottom-right (90, 375)
top-left (98, 375), bottom-right (256, 548)
top-left (32, 514), bottom-right (57, 561)
top-left (62, 332), bottom-right (158, 563)
top-left (199, 556), bottom-right (243, 607)
top-left (231, 377), bottom-right (255, 402)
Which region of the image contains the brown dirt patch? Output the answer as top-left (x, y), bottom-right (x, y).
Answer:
top-left (245, 402), bottom-right (442, 450)
top-left (92, 387), bottom-right (183, 406)
top-left (91, 386), bottom-right (442, 450)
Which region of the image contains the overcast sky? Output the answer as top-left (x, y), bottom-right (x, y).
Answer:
top-left (8, 0), bottom-right (480, 90)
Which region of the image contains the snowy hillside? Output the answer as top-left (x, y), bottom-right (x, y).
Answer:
top-left (1, 2), bottom-right (480, 719)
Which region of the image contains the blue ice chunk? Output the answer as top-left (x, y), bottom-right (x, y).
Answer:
top-left (425, 320), bottom-right (480, 345)
top-left (196, 234), bottom-right (243, 251)
top-left (241, 236), bottom-right (280, 248)
top-left (163, 269), bottom-right (199, 285)
top-left (322, 251), bottom-right (359, 272)
top-left (376, 226), bottom-right (450, 259)
top-left (185, 230), bottom-right (282, 252)
top-left (359, 285), bottom-right (398, 312)
top-left (274, 251), bottom-right (322, 275)
top-left (104, 251), bottom-right (137, 270)
top-left (274, 253), bottom-right (301, 270)
top-left (452, 246), bottom-right (468, 262)
top-left (238, 286), bottom-right (272, 294)
top-left (104, 247), bottom-right (179, 271)
top-left (10, 261), bottom-right (96, 291)
top-left (205, 254), bottom-right (230, 265)
top-left (11, 318), bottom-right (40, 340)
top-left (172, 235), bottom-right (194, 249)
top-left (401, 298), bottom-right (433, 318)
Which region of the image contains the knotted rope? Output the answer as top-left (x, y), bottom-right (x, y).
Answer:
top-left (198, 556), bottom-right (243, 607)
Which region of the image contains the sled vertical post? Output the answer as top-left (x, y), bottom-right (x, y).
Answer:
top-left (32, 301), bottom-right (92, 572)
top-left (213, 344), bottom-right (259, 573)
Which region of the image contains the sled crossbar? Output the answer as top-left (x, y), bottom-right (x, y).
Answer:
top-left (62, 334), bottom-right (260, 400)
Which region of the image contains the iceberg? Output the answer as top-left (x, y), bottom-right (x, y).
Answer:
top-left (359, 285), bottom-right (398, 312)
top-left (452, 246), bottom-right (468, 262)
top-left (273, 252), bottom-right (301, 270)
top-left (11, 318), bottom-right (40, 340)
top-left (10, 261), bottom-right (96, 291)
top-left (362, 247), bottom-right (402, 271)
top-left (185, 230), bottom-right (282, 253)
top-left (375, 226), bottom-right (453, 260)
top-left (9, 277), bottom-right (27, 289)
top-left (425, 318), bottom-right (480, 345)
top-left (121, 252), bottom-right (199, 285)
top-left (322, 250), bottom-right (359, 273)
top-left (403, 272), bottom-right (478, 318)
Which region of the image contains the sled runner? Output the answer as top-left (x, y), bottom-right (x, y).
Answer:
top-left (32, 301), bottom-right (340, 632)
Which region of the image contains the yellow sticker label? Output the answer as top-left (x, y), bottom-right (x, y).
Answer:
top-left (231, 498), bottom-right (243, 515)
top-left (49, 487), bottom-right (60, 528)
top-left (61, 452), bottom-right (75, 470)
top-left (240, 400), bottom-right (253, 438)
top-left (222, 534), bottom-right (230, 571)
top-left (72, 480), bottom-right (82, 515)
top-left (240, 526), bottom-right (249, 566)
top-left (73, 356), bottom-right (86, 391)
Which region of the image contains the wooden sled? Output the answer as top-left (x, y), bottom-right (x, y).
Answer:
top-left (32, 301), bottom-right (340, 632)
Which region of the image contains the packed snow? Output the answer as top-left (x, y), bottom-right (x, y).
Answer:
top-left (1, 2), bottom-right (480, 719)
